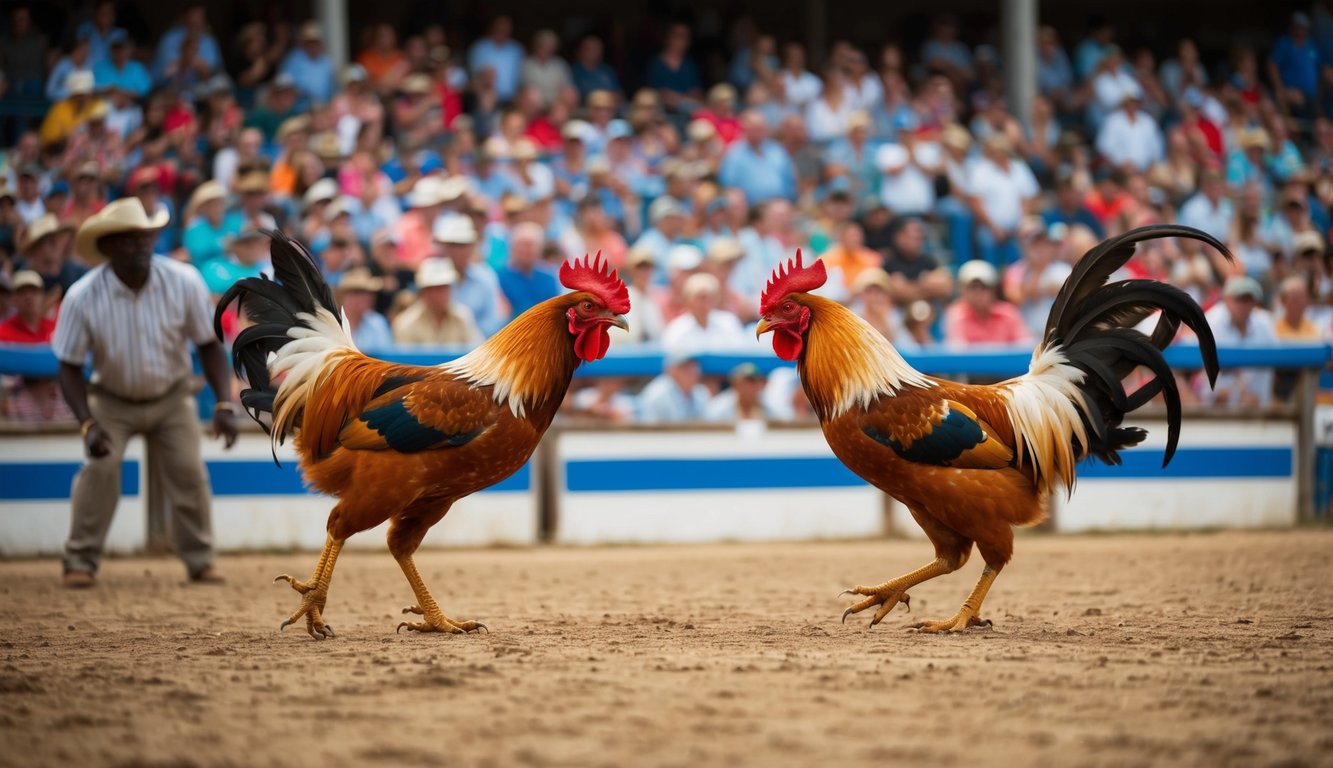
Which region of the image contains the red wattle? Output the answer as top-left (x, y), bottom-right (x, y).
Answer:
top-left (773, 329), bottom-right (804, 361)
top-left (575, 326), bottom-right (612, 361)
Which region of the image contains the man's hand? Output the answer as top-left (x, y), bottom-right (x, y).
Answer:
top-left (213, 409), bottom-right (239, 449)
top-left (84, 423), bottom-right (112, 459)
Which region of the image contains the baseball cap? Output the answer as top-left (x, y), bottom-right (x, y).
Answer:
top-left (730, 362), bottom-right (764, 381)
top-left (415, 257), bottom-right (459, 288)
top-left (433, 213), bottom-right (478, 245)
top-left (666, 244), bottom-right (704, 272)
top-left (958, 260), bottom-right (999, 287)
top-left (1222, 275), bottom-right (1264, 300)
top-left (606, 119), bottom-right (632, 141)
top-left (11, 270), bottom-right (43, 291)
top-left (648, 196), bottom-right (686, 224)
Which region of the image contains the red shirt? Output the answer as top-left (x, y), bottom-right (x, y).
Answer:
top-left (693, 109), bottom-right (743, 144)
top-left (944, 300), bottom-right (1032, 347)
top-left (0, 314), bottom-right (56, 344)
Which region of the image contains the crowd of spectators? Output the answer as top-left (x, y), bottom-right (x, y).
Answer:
top-left (1, 4), bottom-right (1331, 424)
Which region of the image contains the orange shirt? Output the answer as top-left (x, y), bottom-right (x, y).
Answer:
top-left (357, 49), bottom-right (408, 85)
top-left (818, 245), bottom-right (883, 290)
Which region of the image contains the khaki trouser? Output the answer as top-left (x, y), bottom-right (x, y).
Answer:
top-left (64, 381), bottom-right (215, 576)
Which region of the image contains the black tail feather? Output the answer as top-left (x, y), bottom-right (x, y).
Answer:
top-left (213, 231), bottom-right (339, 430)
top-left (1045, 225), bottom-right (1232, 467)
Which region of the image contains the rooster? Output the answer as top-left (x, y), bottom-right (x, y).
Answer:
top-left (756, 225), bottom-right (1229, 632)
top-left (215, 234), bottom-right (628, 638)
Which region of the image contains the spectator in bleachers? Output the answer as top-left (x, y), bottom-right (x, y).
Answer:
top-left (619, 247), bottom-right (665, 344)
top-left (40, 71), bottom-right (100, 149)
top-left (1268, 12), bottom-right (1324, 124)
top-left (279, 22), bottom-right (336, 109)
top-left (848, 268), bottom-right (902, 345)
top-left (336, 267), bottom-right (394, 350)
top-left (224, 170), bottom-right (277, 232)
top-left (0, 271), bottom-right (73, 422)
top-left (1206, 276), bottom-right (1279, 407)
top-left (818, 221), bottom-right (882, 297)
top-left (77, 0), bottom-right (119, 69)
top-left (968, 133), bottom-right (1040, 267)
top-left (647, 23), bottom-right (703, 118)
top-left (180, 180), bottom-right (228, 267)
top-left (661, 271), bottom-right (748, 353)
top-left (47, 37), bottom-right (95, 102)
top-left (921, 16), bottom-right (974, 86)
top-left (1178, 169), bottom-right (1235, 242)
top-left (779, 42), bottom-right (821, 113)
top-left (1275, 275), bottom-right (1324, 340)
top-left (0, 5), bottom-right (49, 99)
top-left (93, 31), bottom-right (150, 100)
top-left (16, 213), bottom-right (82, 298)
top-left (199, 228), bottom-right (269, 296)
top-left (1095, 89), bottom-right (1164, 172)
top-left (211, 127), bottom-right (263, 194)
top-left (1042, 169), bottom-right (1105, 238)
top-left (705, 362), bottom-right (777, 422)
top-left (806, 64), bottom-right (855, 145)
top-left (944, 259), bottom-right (1031, 347)
top-left (434, 212), bottom-right (507, 337)
top-left (497, 222), bottom-right (560, 317)
top-left (1266, 188), bottom-right (1319, 263)
top-left (244, 74), bottom-right (301, 141)
top-left (391, 257), bottom-right (481, 346)
top-left (718, 110), bottom-right (796, 204)
top-left (1160, 38), bottom-right (1208, 106)
top-left (1227, 128), bottom-right (1272, 192)
top-left (634, 196), bottom-right (691, 267)
top-left (1003, 219), bottom-right (1073, 335)
top-left (62, 162), bottom-right (106, 231)
top-left (702, 238), bottom-right (754, 323)
top-left (152, 5), bottom-right (222, 85)
top-left (880, 216), bottom-right (954, 308)
top-left (1036, 27), bottom-right (1075, 111)
top-left (1073, 16), bottom-right (1115, 81)
top-left (468, 16), bottom-right (524, 102)
top-left (875, 114), bottom-right (939, 218)
top-left (570, 35), bottom-right (621, 101)
top-left (521, 30), bottom-right (572, 108)
top-left (638, 352), bottom-right (709, 423)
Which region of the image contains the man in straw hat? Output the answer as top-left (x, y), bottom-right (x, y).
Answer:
top-left (52, 197), bottom-right (239, 588)
top-left (181, 179), bottom-right (232, 267)
top-left (15, 212), bottom-right (83, 299)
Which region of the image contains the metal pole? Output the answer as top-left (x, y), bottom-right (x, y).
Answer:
top-left (1003, 0), bottom-right (1037, 129)
top-left (806, 0), bottom-right (827, 69)
top-left (1296, 369), bottom-right (1317, 523)
top-left (318, 0), bottom-right (349, 71)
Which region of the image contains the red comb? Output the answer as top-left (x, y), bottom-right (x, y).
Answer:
top-left (560, 251), bottom-right (630, 314)
top-left (760, 249), bottom-right (827, 315)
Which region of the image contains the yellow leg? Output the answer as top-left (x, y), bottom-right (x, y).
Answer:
top-left (911, 566), bottom-right (999, 633)
top-left (275, 533), bottom-right (343, 640)
top-left (840, 557), bottom-right (958, 626)
top-left (394, 552), bottom-right (487, 635)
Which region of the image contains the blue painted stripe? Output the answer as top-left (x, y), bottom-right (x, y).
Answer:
top-left (1076, 447), bottom-right (1291, 479)
top-left (203, 459), bottom-right (531, 496)
top-left (0, 460), bottom-right (140, 500)
top-left (566, 457), bottom-right (865, 492)
top-left (564, 447), bottom-right (1293, 493)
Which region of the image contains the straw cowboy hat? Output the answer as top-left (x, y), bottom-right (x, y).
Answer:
top-left (19, 213), bottom-right (72, 251)
top-left (184, 179), bottom-right (226, 222)
top-left (74, 197), bottom-right (169, 262)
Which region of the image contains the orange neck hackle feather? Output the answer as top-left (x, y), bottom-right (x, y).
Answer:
top-left (795, 294), bottom-right (932, 419)
top-left (441, 295), bottom-right (586, 418)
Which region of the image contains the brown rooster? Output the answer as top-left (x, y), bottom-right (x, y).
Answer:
top-left (216, 234), bottom-right (629, 638)
top-left (756, 226), bottom-right (1228, 632)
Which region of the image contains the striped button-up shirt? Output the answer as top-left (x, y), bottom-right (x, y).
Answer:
top-left (53, 257), bottom-right (216, 401)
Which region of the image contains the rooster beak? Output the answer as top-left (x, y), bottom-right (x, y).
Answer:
top-left (755, 317), bottom-right (773, 338)
top-left (606, 313), bottom-right (629, 331)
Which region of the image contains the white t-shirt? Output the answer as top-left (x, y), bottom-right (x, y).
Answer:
top-left (876, 143), bottom-right (937, 216)
top-left (967, 157), bottom-right (1039, 231)
top-left (781, 70), bottom-right (822, 110)
top-left (661, 309), bottom-right (749, 353)
top-left (1095, 109), bottom-right (1164, 171)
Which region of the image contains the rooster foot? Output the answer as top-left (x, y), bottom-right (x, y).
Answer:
top-left (274, 573), bottom-right (314, 594)
top-left (909, 613), bottom-right (992, 634)
top-left (839, 587), bottom-right (912, 627)
top-left (397, 606), bottom-right (488, 634)
top-left (279, 587), bottom-right (336, 640)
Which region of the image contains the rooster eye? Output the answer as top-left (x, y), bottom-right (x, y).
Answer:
top-left (581, 300), bottom-right (594, 313)
top-left (782, 302), bottom-right (795, 315)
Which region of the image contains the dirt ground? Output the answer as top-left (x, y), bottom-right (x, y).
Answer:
top-left (1, 531), bottom-right (1331, 768)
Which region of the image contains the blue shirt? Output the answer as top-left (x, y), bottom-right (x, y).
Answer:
top-left (93, 58), bottom-right (152, 97)
top-left (152, 26), bottom-right (221, 82)
top-left (1271, 35), bottom-right (1322, 99)
top-left (1073, 38), bottom-right (1109, 80)
top-left (454, 261), bottom-right (509, 337)
top-left (76, 22), bottom-right (117, 69)
top-left (46, 57), bottom-right (90, 101)
top-left (353, 311), bottom-right (395, 352)
top-left (571, 62), bottom-right (621, 99)
top-left (497, 264), bottom-right (561, 317)
top-left (718, 140), bottom-right (796, 203)
top-left (646, 55), bottom-right (701, 96)
top-left (1037, 48), bottom-right (1074, 97)
top-left (467, 38), bottom-right (525, 100)
top-left (279, 49), bottom-right (336, 107)
top-left (183, 218), bottom-right (241, 267)
top-left (637, 373), bottom-right (709, 422)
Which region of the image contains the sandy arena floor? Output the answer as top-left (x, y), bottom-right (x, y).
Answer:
top-left (1, 530), bottom-right (1331, 768)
